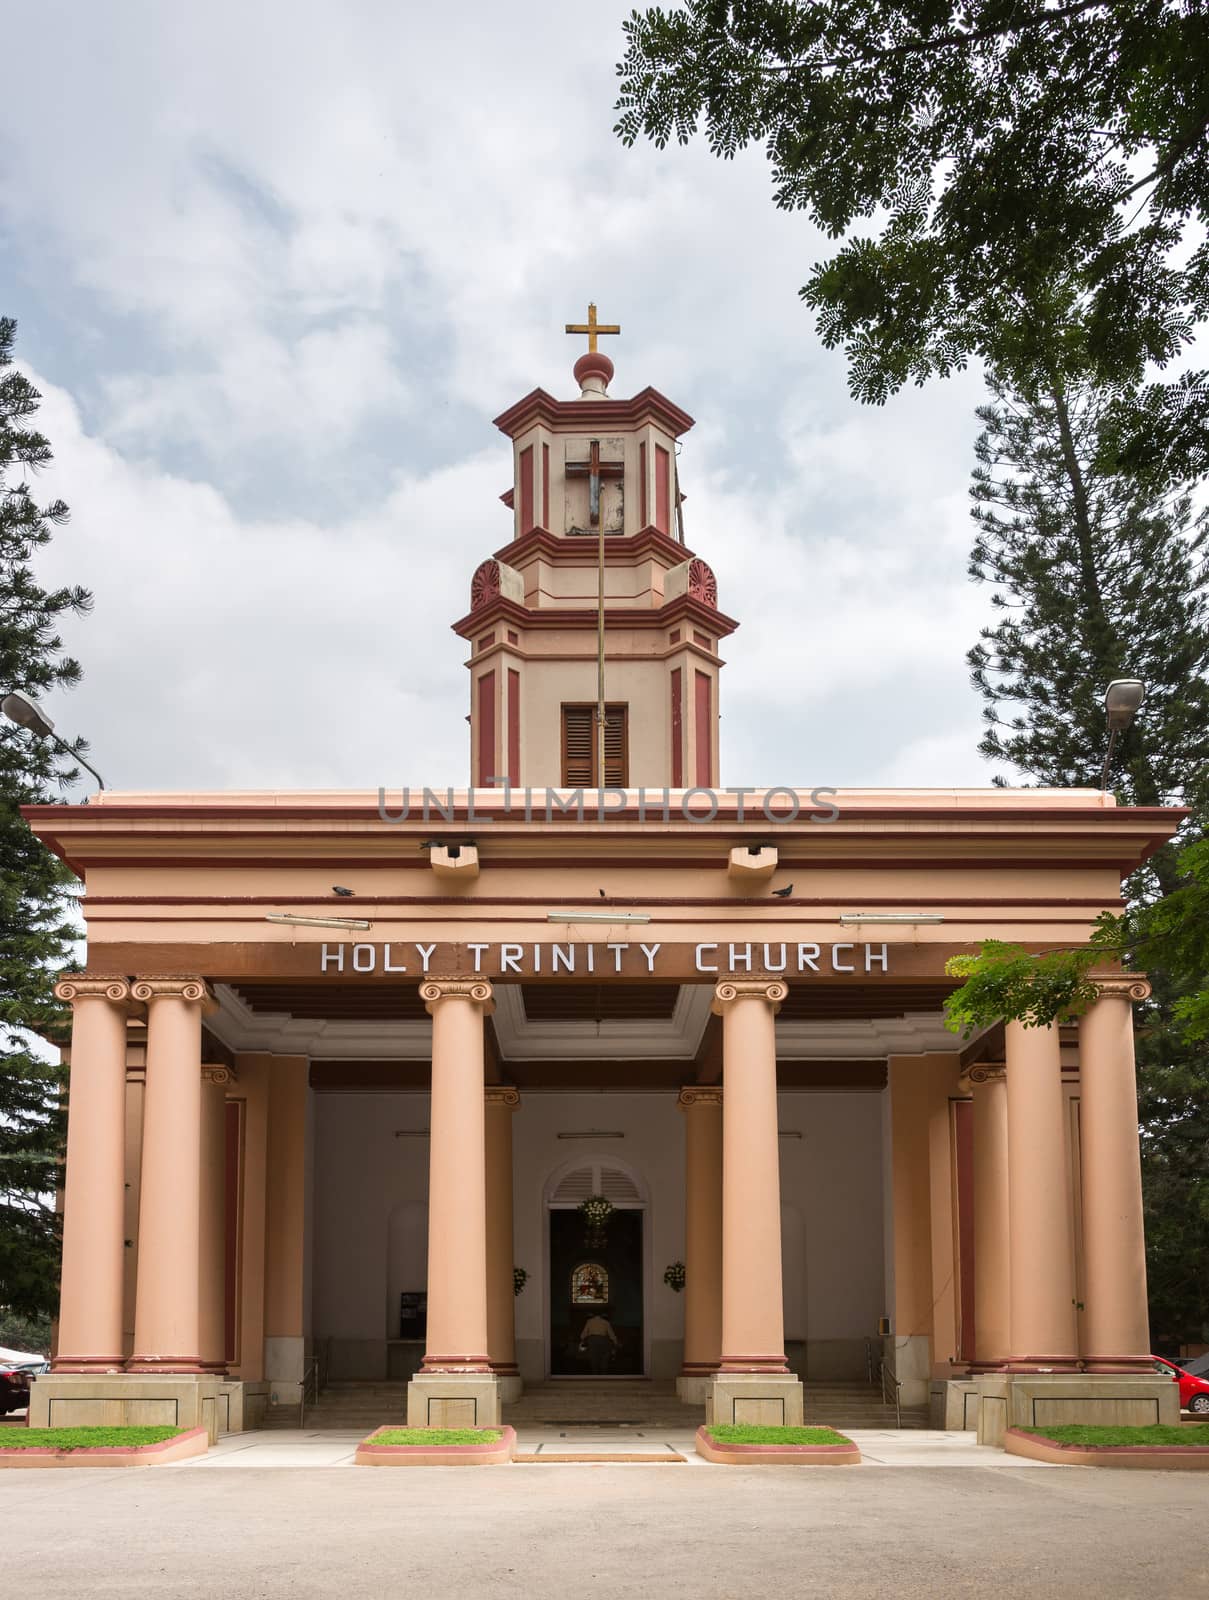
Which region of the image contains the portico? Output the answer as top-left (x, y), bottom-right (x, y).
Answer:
top-left (23, 331), bottom-right (1182, 1444)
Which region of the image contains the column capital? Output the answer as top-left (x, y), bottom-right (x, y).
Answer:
top-left (55, 974), bottom-right (132, 1007)
top-left (678, 1086), bottom-right (723, 1110)
top-left (1088, 975), bottom-right (1152, 1004)
top-left (421, 976), bottom-right (494, 1014)
top-left (711, 978), bottom-right (787, 1015)
top-left (965, 1062), bottom-right (1006, 1088)
top-left (484, 1085), bottom-right (520, 1109)
top-left (202, 1062), bottom-right (238, 1086)
top-left (131, 975), bottom-right (216, 1011)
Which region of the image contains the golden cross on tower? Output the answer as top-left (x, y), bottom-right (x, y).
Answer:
top-left (565, 302), bottom-right (620, 354)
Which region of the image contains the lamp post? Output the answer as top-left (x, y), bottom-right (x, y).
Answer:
top-left (1, 691), bottom-right (106, 790)
top-left (1100, 679), bottom-right (1146, 792)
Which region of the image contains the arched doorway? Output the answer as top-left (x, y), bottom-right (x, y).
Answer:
top-left (545, 1157), bottom-right (647, 1378)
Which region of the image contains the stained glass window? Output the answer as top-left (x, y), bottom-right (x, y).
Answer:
top-left (570, 1262), bottom-right (609, 1304)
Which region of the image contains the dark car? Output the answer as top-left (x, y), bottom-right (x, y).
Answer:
top-left (0, 1360), bottom-right (49, 1416)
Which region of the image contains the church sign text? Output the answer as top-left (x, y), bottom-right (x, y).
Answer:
top-left (318, 940), bottom-right (890, 978)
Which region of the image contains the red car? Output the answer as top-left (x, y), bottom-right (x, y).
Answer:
top-left (1153, 1356), bottom-right (1209, 1414)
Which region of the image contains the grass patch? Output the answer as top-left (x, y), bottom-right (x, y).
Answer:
top-left (1020, 1424), bottom-right (1209, 1448)
top-left (1, 1426), bottom-right (183, 1451)
top-left (707, 1424), bottom-right (853, 1447)
top-left (371, 1427), bottom-right (503, 1447)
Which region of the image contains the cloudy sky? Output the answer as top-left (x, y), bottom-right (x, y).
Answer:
top-left (1, 0), bottom-right (1004, 798)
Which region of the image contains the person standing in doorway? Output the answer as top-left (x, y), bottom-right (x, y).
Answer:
top-left (579, 1309), bottom-right (620, 1374)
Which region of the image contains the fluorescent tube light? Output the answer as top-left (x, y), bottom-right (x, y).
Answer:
top-left (545, 910), bottom-right (652, 925)
top-left (265, 913), bottom-right (373, 931)
top-left (838, 912), bottom-right (945, 925)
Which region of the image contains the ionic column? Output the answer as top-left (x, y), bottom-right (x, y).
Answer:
top-left (420, 978), bottom-right (493, 1373)
top-left (128, 978), bottom-right (211, 1373)
top-left (1004, 1021), bottom-right (1079, 1371)
top-left (484, 1085), bottom-right (520, 1383)
top-left (969, 1064), bottom-right (1009, 1369)
top-left (1079, 978), bottom-right (1153, 1372)
top-left (52, 977), bottom-right (132, 1373)
top-left (678, 1086), bottom-right (723, 1382)
top-left (199, 1064), bottom-right (233, 1373)
top-left (713, 979), bottom-right (789, 1373)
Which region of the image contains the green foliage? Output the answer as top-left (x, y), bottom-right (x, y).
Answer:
top-left (706, 1424), bottom-right (853, 1446)
top-left (944, 930), bottom-right (1117, 1036)
top-left (0, 1309), bottom-right (51, 1352)
top-left (370, 1428), bottom-right (503, 1447)
top-left (615, 1), bottom-right (1209, 474)
top-left (2, 1426), bottom-right (182, 1450)
top-left (944, 362), bottom-right (1209, 1344)
top-left (0, 317), bottom-right (92, 1319)
top-left (1018, 1424), bottom-right (1209, 1447)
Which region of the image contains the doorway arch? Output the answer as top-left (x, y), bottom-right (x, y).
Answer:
top-left (543, 1154), bottom-right (650, 1378)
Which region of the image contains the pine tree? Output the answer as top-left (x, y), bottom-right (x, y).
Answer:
top-left (967, 371), bottom-right (1209, 1347)
top-left (0, 318), bottom-right (92, 1320)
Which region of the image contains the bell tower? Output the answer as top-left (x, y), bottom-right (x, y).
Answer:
top-left (452, 309), bottom-right (738, 789)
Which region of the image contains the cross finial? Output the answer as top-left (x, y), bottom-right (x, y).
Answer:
top-left (565, 302), bottom-right (620, 354)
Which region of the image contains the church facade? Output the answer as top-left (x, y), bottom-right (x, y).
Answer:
top-left (26, 329), bottom-right (1180, 1443)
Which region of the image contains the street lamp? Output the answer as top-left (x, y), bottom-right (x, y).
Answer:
top-left (1100, 679), bottom-right (1146, 792)
top-left (1, 691), bottom-right (106, 790)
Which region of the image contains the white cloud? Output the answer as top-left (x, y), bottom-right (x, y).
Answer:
top-left (3, 0), bottom-right (1005, 796)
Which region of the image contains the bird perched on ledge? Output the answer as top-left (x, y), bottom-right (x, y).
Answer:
top-left (771, 883), bottom-right (794, 898)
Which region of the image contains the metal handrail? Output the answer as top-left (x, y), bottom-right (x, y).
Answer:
top-left (299, 1356), bottom-right (321, 1428)
top-left (878, 1358), bottom-right (902, 1429)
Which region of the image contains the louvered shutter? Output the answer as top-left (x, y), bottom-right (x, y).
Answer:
top-left (561, 705), bottom-right (594, 786)
top-left (560, 703), bottom-right (629, 787)
top-left (603, 706), bottom-right (628, 787)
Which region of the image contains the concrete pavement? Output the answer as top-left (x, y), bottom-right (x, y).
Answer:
top-left (3, 1435), bottom-right (1208, 1599)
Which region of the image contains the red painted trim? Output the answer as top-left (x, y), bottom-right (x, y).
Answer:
top-left (493, 386), bottom-right (694, 438)
top-left (476, 672), bottom-right (495, 786)
top-left (451, 593), bottom-right (740, 640)
top-left (654, 445), bottom-right (670, 536)
top-left (694, 670), bottom-right (712, 787)
top-left (79, 892), bottom-right (1126, 907)
top-left (507, 668), bottom-right (520, 786)
top-left (640, 440), bottom-right (648, 526)
top-left (492, 524), bottom-right (695, 568)
top-left (519, 445), bottom-right (534, 534)
top-left (671, 667), bottom-right (683, 787)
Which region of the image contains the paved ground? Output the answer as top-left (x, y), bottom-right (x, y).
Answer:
top-left (4, 1430), bottom-right (1209, 1599)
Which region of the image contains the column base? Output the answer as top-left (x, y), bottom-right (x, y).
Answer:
top-left (407, 1373), bottom-right (501, 1429)
top-left (494, 1374), bottom-right (523, 1404)
top-left (50, 1355), bottom-right (126, 1374)
top-left (930, 1377), bottom-right (981, 1430)
top-left (28, 1373), bottom-right (225, 1444)
top-left (975, 1372), bottom-right (1180, 1448)
top-left (706, 1372), bottom-right (804, 1428)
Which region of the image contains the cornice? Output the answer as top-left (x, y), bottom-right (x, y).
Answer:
top-left (492, 385), bottom-right (695, 440)
top-left (490, 525), bottom-right (696, 568)
top-left (450, 592), bottom-right (740, 642)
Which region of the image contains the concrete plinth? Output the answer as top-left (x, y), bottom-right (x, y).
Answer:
top-left (976, 1372), bottom-right (1179, 1448)
top-left (931, 1378), bottom-right (980, 1431)
top-left (496, 1375), bottom-right (523, 1405)
top-left (406, 1373), bottom-right (501, 1429)
top-left (706, 1373), bottom-right (804, 1428)
top-left (28, 1374), bottom-right (224, 1444)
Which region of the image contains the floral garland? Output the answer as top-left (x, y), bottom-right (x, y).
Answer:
top-left (513, 1266), bottom-right (528, 1298)
top-left (663, 1261), bottom-right (686, 1293)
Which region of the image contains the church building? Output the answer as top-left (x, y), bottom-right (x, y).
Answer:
top-left (25, 316), bottom-right (1181, 1445)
